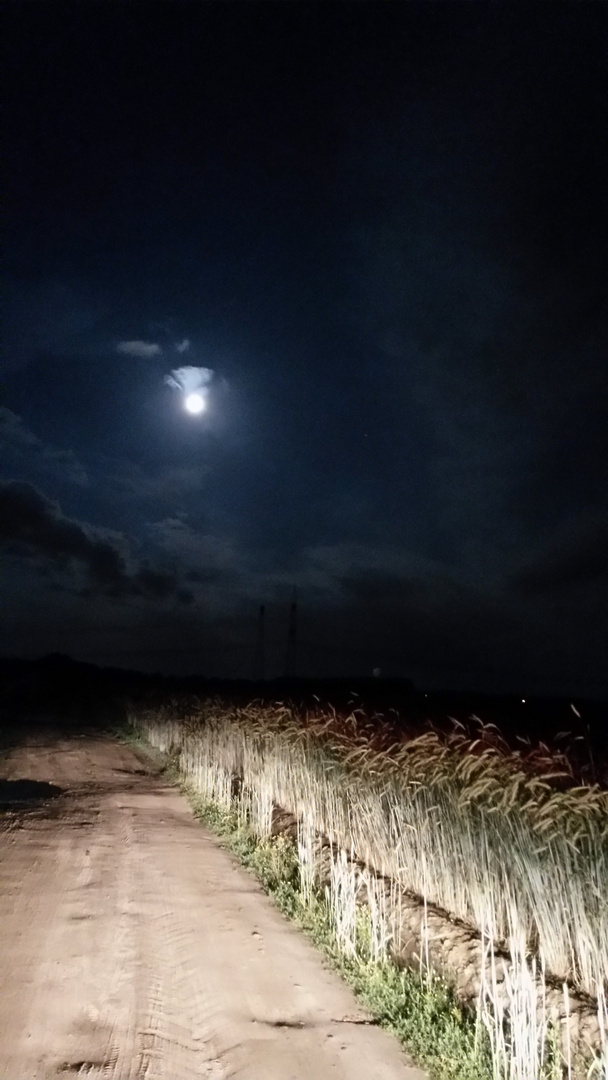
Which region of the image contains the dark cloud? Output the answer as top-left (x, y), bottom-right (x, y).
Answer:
top-left (290, 565), bottom-right (604, 695)
top-left (512, 517), bottom-right (608, 597)
top-left (0, 407), bottom-right (39, 448)
top-left (0, 480), bottom-right (191, 603)
top-left (185, 568), bottom-right (221, 585)
top-left (41, 448), bottom-right (89, 487)
top-left (107, 463), bottom-right (209, 504)
top-left (133, 565), bottom-right (193, 604)
top-left (1, 407), bottom-right (89, 486)
top-left (148, 517), bottom-right (242, 579)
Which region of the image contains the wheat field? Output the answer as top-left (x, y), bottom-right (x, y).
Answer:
top-left (129, 697), bottom-right (608, 1079)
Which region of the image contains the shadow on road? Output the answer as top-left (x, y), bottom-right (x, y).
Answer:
top-left (0, 779), bottom-right (63, 808)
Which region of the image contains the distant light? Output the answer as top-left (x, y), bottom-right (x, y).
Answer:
top-left (521, 699), bottom-right (526, 704)
top-left (185, 392), bottom-right (205, 414)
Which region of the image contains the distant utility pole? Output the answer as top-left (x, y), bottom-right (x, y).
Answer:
top-left (284, 588), bottom-right (297, 679)
top-left (254, 604), bottom-right (265, 681)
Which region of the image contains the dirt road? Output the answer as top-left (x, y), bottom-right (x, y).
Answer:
top-left (0, 732), bottom-right (427, 1080)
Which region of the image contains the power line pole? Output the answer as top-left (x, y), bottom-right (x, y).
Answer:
top-left (284, 588), bottom-right (297, 679)
top-left (254, 604), bottom-right (265, 681)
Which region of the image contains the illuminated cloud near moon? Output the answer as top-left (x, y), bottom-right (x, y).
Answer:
top-left (164, 365), bottom-right (213, 412)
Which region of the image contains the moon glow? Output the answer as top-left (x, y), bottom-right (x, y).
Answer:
top-left (184, 392), bottom-right (205, 414)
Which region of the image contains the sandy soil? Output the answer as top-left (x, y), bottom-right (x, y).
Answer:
top-left (0, 732), bottom-right (427, 1080)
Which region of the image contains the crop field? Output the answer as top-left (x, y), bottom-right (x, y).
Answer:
top-left (129, 696), bottom-right (608, 1080)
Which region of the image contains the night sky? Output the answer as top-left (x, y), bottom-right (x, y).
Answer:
top-left (2, 3), bottom-right (607, 695)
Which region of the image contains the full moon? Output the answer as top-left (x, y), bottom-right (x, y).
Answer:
top-left (184, 392), bottom-right (205, 414)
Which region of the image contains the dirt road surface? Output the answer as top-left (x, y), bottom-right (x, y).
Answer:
top-left (0, 733), bottom-right (428, 1080)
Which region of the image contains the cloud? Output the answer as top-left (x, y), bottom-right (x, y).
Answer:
top-left (175, 339), bottom-right (190, 353)
top-left (293, 542), bottom-right (446, 603)
top-left (0, 480), bottom-right (192, 603)
top-left (0, 407), bottom-right (89, 486)
top-left (117, 340), bottom-right (162, 358)
top-left (148, 516), bottom-right (242, 595)
top-left (132, 565), bottom-right (193, 604)
top-left (512, 515), bottom-right (608, 596)
top-left (150, 516), bottom-right (234, 561)
top-left (107, 462), bottom-right (209, 503)
top-left (250, 538), bottom-right (603, 693)
top-left (164, 365), bottom-right (213, 394)
top-left (0, 407), bottom-right (39, 448)
top-left (41, 447), bottom-right (89, 486)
